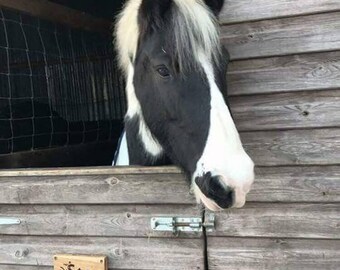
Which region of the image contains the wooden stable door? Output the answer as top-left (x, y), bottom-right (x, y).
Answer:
top-left (0, 167), bottom-right (205, 270)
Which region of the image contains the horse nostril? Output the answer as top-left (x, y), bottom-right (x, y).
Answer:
top-left (195, 173), bottom-right (234, 209)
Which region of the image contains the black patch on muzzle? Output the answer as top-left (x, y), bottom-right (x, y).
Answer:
top-left (195, 172), bottom-right (234, 208)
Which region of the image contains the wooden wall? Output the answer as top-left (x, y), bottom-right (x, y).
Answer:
top-left (206, 1), bottom-right (340, 269)
top-left (0, 167), bottom-right (205, 270)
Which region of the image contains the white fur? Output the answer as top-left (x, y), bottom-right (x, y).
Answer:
top-left (114, 0), bottom-right (221, 74)
top-left (172, 0), bottom-right (221, 69)
top-left (115, 0), bottom-right (142, 75)
top-left (193, 52), bottom-right (255, 209)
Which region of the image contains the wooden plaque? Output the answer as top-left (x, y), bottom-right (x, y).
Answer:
top-left (54, 254), bottom-right (108, 270)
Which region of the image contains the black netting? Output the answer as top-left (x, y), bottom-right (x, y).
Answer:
top-left (0, 7), bottom-right (126, 155)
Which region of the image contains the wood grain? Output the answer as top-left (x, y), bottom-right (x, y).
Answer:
top-left (241, 128), bottom-right (340, 166)
top-left (0, 266), bottom-right (51, 270)
top-left (0, 236), bottom-right (204, 269)
top-left (207, 238), bottom-right (340, 270)
top-left (0, 205), bottom-right (202, 238)
top-left (0, 166), bottom-right (182, 177)
top-left (249, 166), bottom-right (340, 203)
top-left (0, 173), bottom-right (195, 204)
top-left (206, 203), bottom-right (340, 238)
top-left (227, 51), bottom-right (340, 96)
top-left (0, 0), bottom-right (111, 33)
top-left (0, 166), bottom-right (339, 204)
top-left (220, 0), bottom-right (340, 24)
top-left (221, 12), bottom-right (340, 60)
top-left (230, 89), bottom-right (340, 131)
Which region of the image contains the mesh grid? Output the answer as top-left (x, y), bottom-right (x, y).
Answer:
top-left (0, 7), bottom-right (126, 155)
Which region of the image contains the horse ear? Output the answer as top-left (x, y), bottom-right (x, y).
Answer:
top-left (203, 0), bottom-right (225, 16)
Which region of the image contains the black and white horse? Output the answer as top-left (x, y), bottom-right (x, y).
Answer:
top-left (113, 0), bottom-right (254, 211)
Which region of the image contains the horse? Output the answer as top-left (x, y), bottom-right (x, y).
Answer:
top-left (113, 0), bottom-right (254, 211)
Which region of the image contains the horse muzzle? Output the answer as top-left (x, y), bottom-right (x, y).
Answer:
top-left (194, 172), bottom-right (249, 211)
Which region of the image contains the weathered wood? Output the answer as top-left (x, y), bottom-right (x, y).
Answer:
top-left (230, 89), bottom-right (340, 131)
top-left (221, 12), bottom-right (340, 60)
top-left (0, 266), bottom-right (50, 270)
top-left (249, 166), bottom-right (340, 202)
top-left (0, 166), bottom-right (182, 177)
top-left (220, 0), bottom-right (340, 24)
top-left (242, 128), bottom-right (340, 166)
top-left (0, 236), bottom-right (205, 269)
top-left (227, 51), bottom-right (340, 96)
top-left (0, 166), bottom-right (339, 204)
top-left (0, 205), bottom-right (202, 238)
top-left (0, 173), bottom-right (194, 204)
top-left (206, 203), bottom-right (340, 239)
top-left (207, 238), bottom-right (340, 270)
top-left (0, 0), bottom-right (111, 33)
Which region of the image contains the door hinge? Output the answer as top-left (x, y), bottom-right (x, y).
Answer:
top-left (0, 217), bottom-right (21, 225)
top-left (151, 214), bottom-right (215, 233)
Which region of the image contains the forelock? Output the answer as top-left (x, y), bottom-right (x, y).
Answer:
top-left (114, 0), bottom-right (222, 75)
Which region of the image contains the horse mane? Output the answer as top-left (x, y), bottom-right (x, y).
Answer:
top-left (114, 0), bottom-right (222, 76)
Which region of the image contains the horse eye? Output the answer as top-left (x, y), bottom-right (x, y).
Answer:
top-left (157, 67), bottom-right (170, 78)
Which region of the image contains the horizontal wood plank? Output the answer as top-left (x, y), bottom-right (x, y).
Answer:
top-left (242, 128), bottom-right (340, 166)
top-left (207, 238), bottom-right (340, 270)
top-left (221, 12), bottom-right (340, 60)
top-left (231, 89), bottom-right (340, 131)
top-left (0, 205), bottom-right (202, 238)
top-left (0, 0), bottom-right (111, 33)
top-left (0, 173), bottom-right (194, 204)
top-left (0, 166), bottom-right (182, 177)
top-left (206, 203), bottom-right (340, 238)
top-left (227, 51), bottom-right (340, 96)
top-left (220, 0), bottom-right (340, 24)
top-left (0, 266), bottom-right (50, 270)
top-left (249, 166), bottom-right (340, 203)
top-left (0, 236), bottom-right (204, 269)
top-left (0, 166), bottom-right (339, 204)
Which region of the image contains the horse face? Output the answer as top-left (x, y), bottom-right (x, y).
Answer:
top-left (116, 0), bottom-right (254, 210)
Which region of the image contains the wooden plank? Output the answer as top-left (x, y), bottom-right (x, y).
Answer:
top-left (0, 266), bottom-right (50, 270)
top-left (220, 0), bottom-right (340, 24)
top-left (242, 128), bottom-right (340, 166)
top-left (231, 89), bottom-right (340, 131)
top-left (1, 166), bottom-right (339, 204)
top-left (227, 51), bottom-right (340, 96)
top-left (0, 0), bottom-right (111, 33)
top-left (0, 205), bottom-right (202, 238)
top-left (0, 173), bottom-right (194, 204)
top-left (206, 203), bottom-right (339, 239)
top-left (221, 12), bottom-right (340, 60)
top-left (0, 166), bottom-right (182, 177)
top-left (249, 166), bottom-right (340, 203)
top-left (207, 238), bottom-right (340, 270)
top-left (0, 236), bottom-right (205, 269)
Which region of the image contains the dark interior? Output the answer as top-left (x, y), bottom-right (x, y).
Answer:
top-left (0, 1), bottom-right (126, 168)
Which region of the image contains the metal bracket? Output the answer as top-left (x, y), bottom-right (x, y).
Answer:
top-left (151, 214), bottom-right (215, 233)
top-left (0, 217), bottom-right (21, 225)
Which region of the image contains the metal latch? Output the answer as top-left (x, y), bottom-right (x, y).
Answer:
top-left (151, 214), bottom-right (215, 233)
top-left (0, 217), bottom-right (21, 225)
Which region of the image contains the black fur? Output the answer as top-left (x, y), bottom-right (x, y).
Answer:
top-left (203, 0), bottom-right (225, 16)
top-left (195, 172), bottom-right (234, 208)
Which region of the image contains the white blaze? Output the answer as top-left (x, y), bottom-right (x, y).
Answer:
top-left (193, 52), bottom-right (255, 210)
